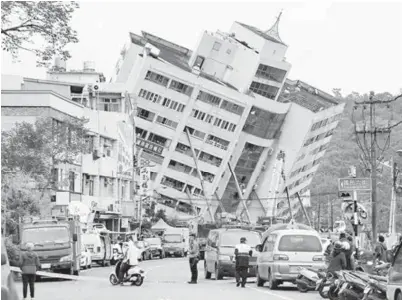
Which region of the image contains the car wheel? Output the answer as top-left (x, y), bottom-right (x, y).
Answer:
top-left (159, 251), bottom-right (163, 259)
top-left (256, 268), bottom-right (265, 287)
top-left (267, 269), bottom-right (278, 290)
top-left (204, 261), bottom-right (211, 279)
top-left (397, 292), bottom-right (402, 300)
top-left (142, 253), bottom-right (146, 261)
top-left (215, 264), bottom-right (223, 280)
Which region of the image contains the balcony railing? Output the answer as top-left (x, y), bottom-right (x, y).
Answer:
top-left (205, 139), bottom-right (228, 151)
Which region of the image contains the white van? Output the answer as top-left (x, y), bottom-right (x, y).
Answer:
top-left (255, 229), bottom-right (325, 289)
top-left (82, 232), bottom-right (112, 266)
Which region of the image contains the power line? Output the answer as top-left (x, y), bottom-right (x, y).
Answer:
top-left (152, 191), bottom-right (342, 202)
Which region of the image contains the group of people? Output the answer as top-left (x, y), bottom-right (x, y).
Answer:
top-left (325, 232), bottom-right (398, 273)
top-left (187, 233), bottom-right (253, 288)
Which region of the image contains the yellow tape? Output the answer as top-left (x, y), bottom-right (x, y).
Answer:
top-left (10, 267), bottom-right (106, 282)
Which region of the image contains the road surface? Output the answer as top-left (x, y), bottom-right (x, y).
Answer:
top-left (15, 258), bottom-right (323, 300)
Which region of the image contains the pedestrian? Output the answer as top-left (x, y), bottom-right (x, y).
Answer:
top-left (339, 233), bottom-right (353, 270)
top-left (234, 237), bottom-right (252, 288)
top-left (188, 233), bottom-right (199, 284)
top-left (19, 242), bottom-right (40, 300)
top-left (328, 241), bottom-right (347, 274)
top-left (374, 235), bottom-right (388, 262)
top-left (119, 242), bottom-right (131, 285)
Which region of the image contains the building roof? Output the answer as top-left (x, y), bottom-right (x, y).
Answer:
top-left (278, 79), bottom-right (342, 113)
top-left (129, 32), bottom-right (238, 91)
top-left (235, 13), bottom-right (287, 47)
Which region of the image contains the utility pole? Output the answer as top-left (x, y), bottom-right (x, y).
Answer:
top-left (318, 201), bottom-right (321, 232)
top-left (352, 91), bottom-right (402, 242)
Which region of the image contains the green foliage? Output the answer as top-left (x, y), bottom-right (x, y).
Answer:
top-left (4, 236), bottom-right (20, 267)
top-left (1, 171), bottom-right (41, 236)
top-left (309, 91), bottom-right (402, 233)
top-left (1, 1), bottom-right (79, 67)
top-left (2, 117), bottom-right (88, 190)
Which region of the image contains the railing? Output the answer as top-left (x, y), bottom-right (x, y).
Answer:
top-left (205, 139), bottom-right (228, 151)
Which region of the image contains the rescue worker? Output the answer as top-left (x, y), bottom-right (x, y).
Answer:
top-left (374, 235), bottom-right (388, 262)
top-left (234, 237), bottom-right (252, 288)
top-left (188, 233), bottom-right (199, 284)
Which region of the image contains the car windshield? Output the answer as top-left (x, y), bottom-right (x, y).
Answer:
top-left (220, 231), bottom-right (261, 247)
top-left (164, 234), bottom-right (181, 243)
top-left (278, 235), bottom-right (322, 252)
top-left (145, 238), bottom-right (161, 246)
top-left (22, 227), bottom-right (69, 245)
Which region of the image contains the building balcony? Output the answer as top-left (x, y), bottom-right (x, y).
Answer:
top-left (136, 137), bottom-right (167, 157)
top-left (140, 149), bottom-right (164, 165)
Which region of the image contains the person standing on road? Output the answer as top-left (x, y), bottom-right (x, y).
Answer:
top-left (188, 233), bottom-right (199, 284)
top-left (19, 242), bottom-right (40, 300)
top-left (234, 237), bottom-right (252, 288)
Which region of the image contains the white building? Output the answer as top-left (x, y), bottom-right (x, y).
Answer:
top-left (1, 69), bottom-right (135, 231)
top-left (111, 16), bottom-right (345, 223)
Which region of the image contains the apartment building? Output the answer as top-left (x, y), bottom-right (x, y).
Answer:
top-left (1, 71), bottom-right (135, 231)
top-left (110, 15), bottom-right (344, 223)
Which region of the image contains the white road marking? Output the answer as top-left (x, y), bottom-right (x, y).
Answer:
top-left (249, 287), bottom-right (295, 300)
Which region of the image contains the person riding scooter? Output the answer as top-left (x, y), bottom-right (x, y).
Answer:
top-left (118, 241), bottom-right (139, 285)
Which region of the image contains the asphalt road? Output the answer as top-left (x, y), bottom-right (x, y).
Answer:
top-left (15, 258), bottom-right (323, 300)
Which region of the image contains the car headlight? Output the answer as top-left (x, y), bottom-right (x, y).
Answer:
top-left (60, 255), bottom-right (72, 262)
top-left (367, 261), bottom-right (373, 266)
top-left (219, 255), bottom-right (231, 261)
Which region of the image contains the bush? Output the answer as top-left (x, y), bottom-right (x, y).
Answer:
top-left (4, 236), bottom-right (20, 267)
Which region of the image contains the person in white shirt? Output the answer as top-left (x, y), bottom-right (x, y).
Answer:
top-left (234, 237), bottom-right (252, 288)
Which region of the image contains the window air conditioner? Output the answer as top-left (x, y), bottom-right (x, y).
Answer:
top-left (93, 149), bottom-right (101, 160)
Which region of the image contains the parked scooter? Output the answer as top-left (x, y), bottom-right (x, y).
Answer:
top-left (296, 267), bottom-right (326, 293)
top-left (109, 259), bottom-right (145, 286)
top-left (316, 272), bottom-right (337, 299)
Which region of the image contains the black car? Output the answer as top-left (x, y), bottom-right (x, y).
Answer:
top-left (144, 238), bottom-right (165, 259)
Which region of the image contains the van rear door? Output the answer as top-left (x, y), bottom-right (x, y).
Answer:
top-left (275, 234), bottom-right (323, 274)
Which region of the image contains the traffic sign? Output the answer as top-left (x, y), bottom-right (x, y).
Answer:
top-left (338, 178), bottom-right (372, 191)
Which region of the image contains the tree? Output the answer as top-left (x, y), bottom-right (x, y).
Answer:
top-left (1, 171), bottom-right (41, 237)
top-left (154, 209), bottom-right (167, 223)
top-left (1, 1), bottom-right (79, 67)
top-left (309, 90), bottom-right (402, 233)
top-left (1, 117), bottom-right (88, 198)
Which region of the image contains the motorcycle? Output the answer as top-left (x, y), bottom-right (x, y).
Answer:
top-left (352, 272), bottom-right (387, 300)
top-left (109, 259), bottom-right (145, 286)
top-left (296, 267), bottom-right (326, 293)
top-left (316, 272), bottom-right (337, 299)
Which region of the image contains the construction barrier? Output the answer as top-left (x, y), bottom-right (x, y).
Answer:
top-left (10, 267), bottom-right (106, 282)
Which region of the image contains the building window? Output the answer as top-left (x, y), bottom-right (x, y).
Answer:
top-left (145, 70), bottom-right (170, 87)
top-left (194, 56), bottom-right (205, 69)
top-left (136, 127), bottom-right (147, 139)
top-left (168, 160), bottom-right (192, 174)
top-left (255, 64), bottom-right (287, 83)
top-left (205, 115), bottom-right (213, 124)
top-left (161, 176), bottom-right (185, 192)
top-left (220, 100), bottom-right (245, 115)
top-left (137, 107), bottom-right (155, 122)
top-left (206, 134), bottom-right (229, 150)
top-left (184, 126), bottom-right (206, 140)
top-left (98, 98), bottom-right (121, 112)
top-left (156, 116), bottom-right (178, 129)
top-left (138, 89), bottom-right (162, 104)
top-left (212, 41), bottom-right (222, 51)
top-left (169, 80), bottom-right (194, 96)
top-left (161, 97), bottom-right (186, 112)
top-left (250, 81), bottom-right (280, 100)
top-left (197, 91), bottom-right (221, 106)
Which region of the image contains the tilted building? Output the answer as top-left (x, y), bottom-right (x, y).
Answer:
top-left (112, 16), bottom-right (345, 222)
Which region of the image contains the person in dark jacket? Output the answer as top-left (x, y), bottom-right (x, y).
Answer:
top-left (19, 242), bottom-right (40, 300)
top-left (374, 235), bottom-right (388, 262)
top-left (339, 233), bottom-right (353, 270)
top-left (327, 241), bottom-right (347, 273)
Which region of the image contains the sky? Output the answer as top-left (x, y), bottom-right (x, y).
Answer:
top-left (2, 0), bottom-right (402, 96)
